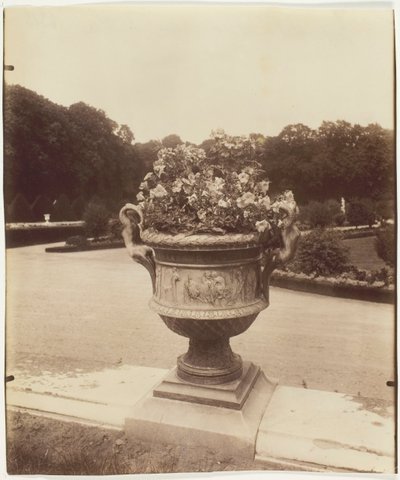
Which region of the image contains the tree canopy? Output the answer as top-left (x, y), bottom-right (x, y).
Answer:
top-left (4, 85), bottom-right (144, 206)
top-left (4, 85), bottom-right (394, 214)
top-left (260, 121), bottom-right (394, 204)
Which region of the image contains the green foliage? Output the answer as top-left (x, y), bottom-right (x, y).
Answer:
top-left (138, 131), bottom-right (297, 236)
top-left (375, 226), bottom-right (395, 267)
top-left (161, 134), bottom-right (183, 149)
top-left (4, 84), bottom-right (394, 218)
top-left (3, 85), bottom-right (143, 206)
top-left (7, 193), bottom-right (35, 223)
top-left (375, 198), bottom-right (395, 221)
top-left (289, 229), bottom-right (350, 276)
top-left (83, 201), bottom-right (110, 238)
top-left (299, 199), bottom-right (341, 228)
top-left (71, 196), bottom-right (86, 220)
top-left (333, 212), bottom-right (346, 226)
top-left (346, 199), bottom-right (376, 227)
top-left (51, 194), bottom-right (75, 222)
top-left (65, 235), bottom-right (88, 247)
top-left (107, 218), bottom-right (124, 240)
top-left (261, 121), bottom-right (394, 204)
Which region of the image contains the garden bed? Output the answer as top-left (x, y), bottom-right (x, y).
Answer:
top-left (45, 239), bottom-right (124, 253)
top-left (270, 270), bottom-right (394, 304)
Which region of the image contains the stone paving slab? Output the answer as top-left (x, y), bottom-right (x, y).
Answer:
top-left (7, 365), bottom-right (167, 428)
top-left (6, 364), bottom-right (396, 473)
top-left (256, 386), bottom-right (395, 473)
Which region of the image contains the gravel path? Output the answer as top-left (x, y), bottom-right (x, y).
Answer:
top-left (5, 244), bottom-right (395, 401)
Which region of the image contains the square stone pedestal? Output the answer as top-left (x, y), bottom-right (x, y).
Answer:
top-left (125, 362), bottom-right (277, 459)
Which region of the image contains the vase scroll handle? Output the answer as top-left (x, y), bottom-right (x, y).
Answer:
top-left (261, 206), bottom-right (300, 302)
top-left (119, 203), bottom-right (156, 293)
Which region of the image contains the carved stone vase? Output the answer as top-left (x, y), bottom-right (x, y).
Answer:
top-left (119, 203), bottom-right (300, 387)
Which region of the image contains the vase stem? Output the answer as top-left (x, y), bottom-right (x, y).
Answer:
top-left (177, 336), bottom-right (242, 385)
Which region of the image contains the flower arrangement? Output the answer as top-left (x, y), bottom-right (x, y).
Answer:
top-left (136, 130), bottom-right (297, 240)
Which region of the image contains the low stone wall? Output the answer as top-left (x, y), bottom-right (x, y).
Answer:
top-left (270, 273), bottom-right (394, 304)
top-left (5, 222), bottom-right (84, 248)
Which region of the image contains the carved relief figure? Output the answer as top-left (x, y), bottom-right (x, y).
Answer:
top-left (184, 270), bottom-right (231, 306)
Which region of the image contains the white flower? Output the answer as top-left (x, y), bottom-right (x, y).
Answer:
top-left (144, 172), bottom-right (154, 181)
top-left (150, 184), bottom-right (168, 199)
top-left (243, 210), bottom-right (250, 218)
top-left (218, 199), bottom-right (229, 208)
top-left (255, 220), bottom-right (271, 233)
top-left (214, 177), bottom-right (225, 190)
top-left (153, 163), bottom-right (165, 176)
top-left (272, 190), bottom-right (297, 215)
top-left (188, 194), bottom-right (198, 206)
top-left (139, 181), bottom-right (148, 191)
top-left (172, 179), bottom-right (183, 193)
top-left (259, 196), bottom-right (271, 209)
top-left (136, 191), bottom-right (145, 202)
top-left (236, 192), bottom-right (255, 208)
top-left (238, 172), bottom-right (250, 184)
top-left (197, 210), bottom-right (207, 221)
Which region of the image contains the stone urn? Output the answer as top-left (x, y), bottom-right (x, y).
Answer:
top-left (119, 203), bottom-right (300, 388)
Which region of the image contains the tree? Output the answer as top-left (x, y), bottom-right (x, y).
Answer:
top-left (7, 193), bottom-right (35, 223)
top-left (299, 200), bottom-right (341, 228)
top-left (260, 120), bottom-right (394, 205)
top-left (375, 226), bottom-right (395, 267)
top-left (3, 85), bottom-right (144, 212)
top-left (346, 199), bottom-right (376, 227)
top-left (83, 200), bottom-right (110, 238)
top-left (117, 124), bottom-right (134, 144)
top-left (134, 140), bottom-right (162, 174)
top-left (51, 194), bottom-right (75, 222)
top-left (30, 195), bottom-right (53, 222)
top-left (161, 134), bottom-right (183, 149)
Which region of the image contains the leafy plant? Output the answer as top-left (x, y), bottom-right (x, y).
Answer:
top-left (65, 235), bottom-right (88, 247)
top-left (83, 200), bottom-right (110, 238)
top-left (346, 199), bottom-right (375, 227)
top-left (107, 218), bottom-right (124, 240)
top-left (71, 196), bottom-right (87, 220)
top-left (299, 199), bottom-right (341, 228)
top-left (375, 226), bottom-right (395, 267)
top-left (137, 130), bottom-right (297, 237)
top-left (288, 229), bottom-right (350, 276)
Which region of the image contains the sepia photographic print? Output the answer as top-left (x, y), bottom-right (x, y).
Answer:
top-left (2, 1), bottom-right (396, 477)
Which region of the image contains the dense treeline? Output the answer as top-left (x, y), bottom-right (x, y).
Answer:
top-left (259, 122), bottom-right (395, 204)
top-left (4, 85), bottom-right (144, 210)
top-left (4, 85), bottom-right (395, 222)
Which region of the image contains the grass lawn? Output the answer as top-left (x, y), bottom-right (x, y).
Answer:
top-left (6, 411), bottom-right (280, 475)
top-left (343, 235), bottom-right (385, 271)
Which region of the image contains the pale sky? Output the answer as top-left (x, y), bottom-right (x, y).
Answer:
top-left (4, 4), bottom-right (395, 144)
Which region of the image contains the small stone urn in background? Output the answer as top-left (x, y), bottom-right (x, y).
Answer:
top-left (120, 203), bottom-right (300, 402)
